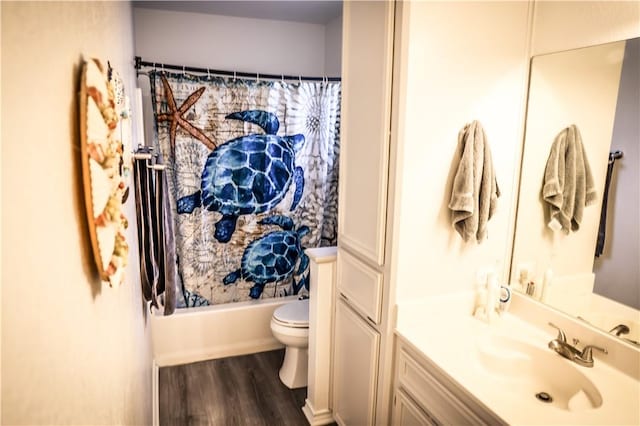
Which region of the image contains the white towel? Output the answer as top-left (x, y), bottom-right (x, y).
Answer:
top-left (448, 121), bottom-right (500, 243)
top-left (542, 125), bottom-right (597, 233)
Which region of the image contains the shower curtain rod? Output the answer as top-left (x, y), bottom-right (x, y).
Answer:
top-left (134, 56), bottom-right (341, 82)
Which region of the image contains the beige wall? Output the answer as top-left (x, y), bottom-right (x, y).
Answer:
top-left (391, 0), bottom-right (640, 302)
top-left (1, 2), bottom-right (152, 424)
top-left (392, 1), bottom-right (533, 300)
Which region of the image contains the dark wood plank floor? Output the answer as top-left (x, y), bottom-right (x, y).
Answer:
top-left (159, 349), bottom-right (309, 426)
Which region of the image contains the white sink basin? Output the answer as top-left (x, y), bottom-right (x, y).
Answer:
top-left (475, 335), bottom-right (603, 411)
top-left (397, 292), bottom-right (640, 424)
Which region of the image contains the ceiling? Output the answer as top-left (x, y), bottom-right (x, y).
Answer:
top-left (132, 1), bottom-right (343, 25)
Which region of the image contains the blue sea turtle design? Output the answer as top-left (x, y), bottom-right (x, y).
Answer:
top-left (223, 215), bottom-right (310, 299)
top-left (177, 110), bottom-right (306, 243)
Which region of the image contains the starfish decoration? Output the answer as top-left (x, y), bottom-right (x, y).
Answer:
top-left (157, 75), bottom-right (216, 150)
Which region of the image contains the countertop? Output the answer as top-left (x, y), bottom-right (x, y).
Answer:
top-left (395, 293), bottom-right (640, 425)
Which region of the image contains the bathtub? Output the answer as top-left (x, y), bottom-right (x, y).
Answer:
top-left (151, 295), bottom-right (298, 366)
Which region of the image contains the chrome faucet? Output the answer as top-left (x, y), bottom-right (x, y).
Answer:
top-left (607, 324), bottom-right (640, 346)
top-left (547, 322), bottom-right (607, 368)
top-left (609, 323), bottom-right (630, 336)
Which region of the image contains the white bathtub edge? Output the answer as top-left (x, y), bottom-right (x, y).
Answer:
top-left (154, 338), bottom-right (284, 367)
top-left (151, 296), bottom-right (296, 367)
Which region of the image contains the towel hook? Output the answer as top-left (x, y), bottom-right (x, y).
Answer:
top-left (609, 150), bottom-right (624, 163)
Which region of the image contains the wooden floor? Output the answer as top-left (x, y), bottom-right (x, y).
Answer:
top-left (159, 349), bottom-right (309, 426)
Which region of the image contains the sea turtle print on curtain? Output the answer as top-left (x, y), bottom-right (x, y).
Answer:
top-left (223, 215), bottom-right (311, 299)
top-left (150, 71), bottom-right (340, 306)
top-left (177, 110), bottom-right (306, 244)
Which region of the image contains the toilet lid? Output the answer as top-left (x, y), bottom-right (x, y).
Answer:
top-left (273, 299), bottom-right (309, 328)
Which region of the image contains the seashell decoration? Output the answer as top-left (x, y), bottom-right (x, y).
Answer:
top-left (79, 58), bottom-right (130, 286)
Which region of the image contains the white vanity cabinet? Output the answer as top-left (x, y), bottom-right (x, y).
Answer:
top-left (392, 336), bottom-right (505, 426)
top-left (333, 0), bottom-right (396, 424)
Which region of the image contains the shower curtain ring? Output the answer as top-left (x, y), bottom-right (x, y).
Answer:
top-left (281, 74), bottom-right (285, 84)
top-left (207, 68), bottom-right (211, 78)
top-left (233, 71), bottom-right (237, 82)
top-left (183, 65), bottom-right (186, 76)
top-left (299, 75), bottom-right (302, 84)
top-left (256, 73), bottom-right (260, 83)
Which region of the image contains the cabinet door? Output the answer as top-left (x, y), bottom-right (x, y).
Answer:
top-left (392, 391), bottom-right (439, 426)
top-left (333, 299), bottom-right (380, 425)
top-left (338, 0), bottom-right (395, 266)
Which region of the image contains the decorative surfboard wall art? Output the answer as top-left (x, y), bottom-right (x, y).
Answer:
top-left (79, 58), bottom-right (133, 286)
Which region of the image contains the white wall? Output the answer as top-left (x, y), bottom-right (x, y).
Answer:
top-left (594, 38), bottom-right (640, 310)
top-left (133, 7), bottom-right (327, 76)
top-left (392, 1), bottom-right (533, 301)
top-left (325, 13), bottom-right (343, 76)
top-left (1, 2), bottom-right (152, 425)
top-left (531, 1), bottom-right (640, 55)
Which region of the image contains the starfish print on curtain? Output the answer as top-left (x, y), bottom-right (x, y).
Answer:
top-left (156, 74), bottom-right (216, 150)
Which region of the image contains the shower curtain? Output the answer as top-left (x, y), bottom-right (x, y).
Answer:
top-left (150, 71), bottom-right (341, 306)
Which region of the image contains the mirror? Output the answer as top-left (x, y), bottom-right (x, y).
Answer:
top-left (511, 37), bottom-right (639, 346)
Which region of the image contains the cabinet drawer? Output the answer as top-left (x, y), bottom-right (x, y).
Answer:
top-left (336, 249), bottom-right (383, 324)
top-left (393, 390), bottom-right (439, 426)
top-left (397, 348), bottom-right (485, 425)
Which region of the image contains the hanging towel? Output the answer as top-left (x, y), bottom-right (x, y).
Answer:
top-left (542, 125), bottom-right (597, 233)
top-left (448, 121), bottom-right (501, 243)
top-left (133, 154), bottom-right (178, 315)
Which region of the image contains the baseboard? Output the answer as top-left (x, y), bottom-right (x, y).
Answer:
top-left (154, 338), bottom-right (283, 367)
top-left (302, 399), bottom-right (334, 425)
top-left (152, 361), bottom-right (159, 426)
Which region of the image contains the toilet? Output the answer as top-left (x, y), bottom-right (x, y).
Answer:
top-left (270, 299), bottom-right (309, 389)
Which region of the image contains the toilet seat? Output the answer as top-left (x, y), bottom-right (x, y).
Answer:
top-left (273, 299), bottom-right (309, 328)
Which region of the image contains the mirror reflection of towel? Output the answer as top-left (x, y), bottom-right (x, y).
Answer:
top-left (448, 121), bottom-right (500, 243)
top-left (542, 125), bottom-right (597, 233)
